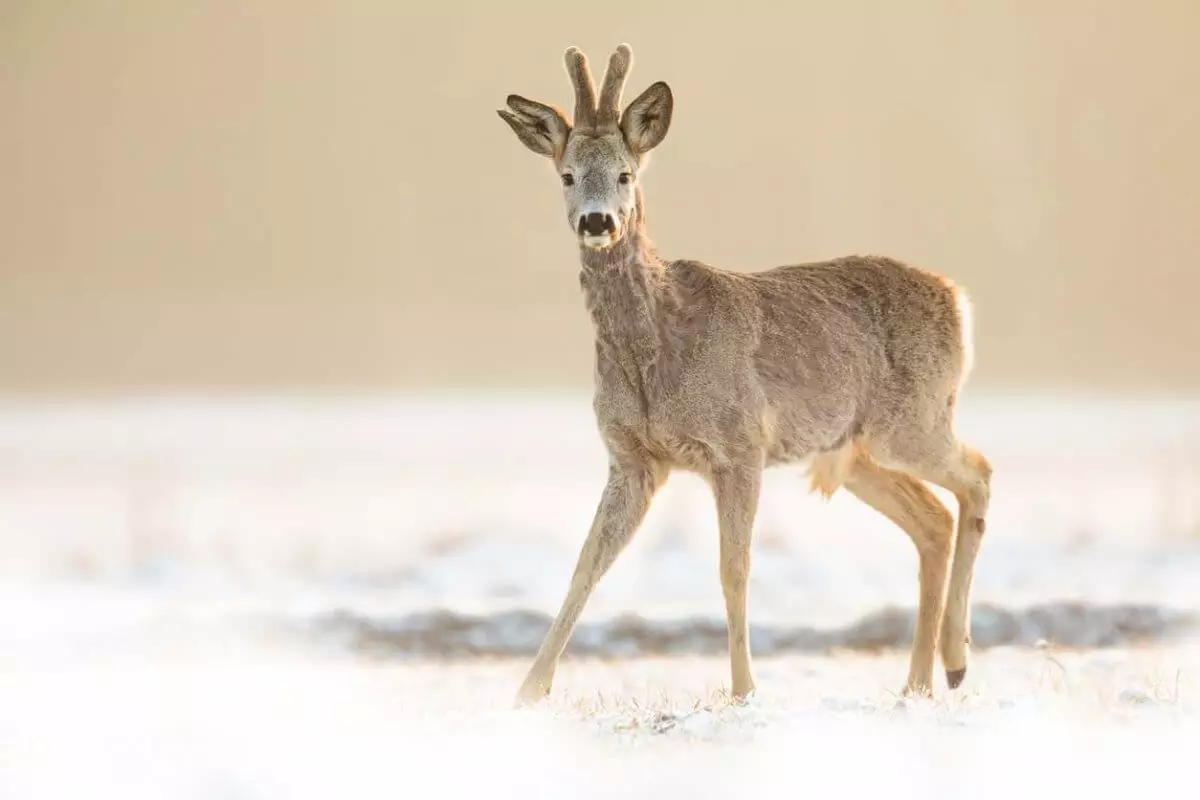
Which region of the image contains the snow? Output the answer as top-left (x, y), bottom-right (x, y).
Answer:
top-left (0, 391), bottom-right (1198, 797)
top-left (1, 643), bottom-right (1198, 799)
top-left (1, 391), bottom-right (1198, 639)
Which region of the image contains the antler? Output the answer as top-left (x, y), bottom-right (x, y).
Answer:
top-left (564, 44), bottom-right (633, 132)
top-left (596, 44), bottom-right (633, 129)
top-left (564, 47), bottom-right (598, 129)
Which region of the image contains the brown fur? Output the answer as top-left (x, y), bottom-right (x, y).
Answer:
top-left (499, 44), bottom-right (992, 704)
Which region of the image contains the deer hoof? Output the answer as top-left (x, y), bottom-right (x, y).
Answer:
top-left (514, 677), bottom-right (551, 707)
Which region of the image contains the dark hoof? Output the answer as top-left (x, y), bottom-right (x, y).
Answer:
top-left (946, 667), bottom-right (967, 690)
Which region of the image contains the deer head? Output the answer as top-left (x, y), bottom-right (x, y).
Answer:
top-left (497, 44), bottom-right (673, 250)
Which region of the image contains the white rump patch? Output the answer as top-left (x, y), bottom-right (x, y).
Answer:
top-left (953, 285), bottom-right (976, 383)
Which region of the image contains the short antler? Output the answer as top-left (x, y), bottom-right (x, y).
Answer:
top-left (564, 44), bottom-right (633, 132)
top-left (564, 47), bottom-right (598, 128)
top-left (596, 44), bottom-right (633, 129)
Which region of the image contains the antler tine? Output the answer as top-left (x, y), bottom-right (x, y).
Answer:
top-left (564, 46), bottom-right (598, 128)
top-left (596, 43), bottom-right (633, 129)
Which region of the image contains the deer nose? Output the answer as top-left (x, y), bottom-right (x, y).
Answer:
top-left (578, 212), bottom-right (616, 236)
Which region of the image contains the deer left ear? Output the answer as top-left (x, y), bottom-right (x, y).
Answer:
top-left (620, 81), bottom-right (673, 155)
top-left (498, 95), bottom-right (571, 158)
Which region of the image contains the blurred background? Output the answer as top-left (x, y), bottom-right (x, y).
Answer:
top-left (1, 1), bottom-right (1199, 666)
top-left (4, 0), bottom-right (1200, 394)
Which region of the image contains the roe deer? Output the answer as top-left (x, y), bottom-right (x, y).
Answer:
top-left (497, 43), bottom-right (992, 705)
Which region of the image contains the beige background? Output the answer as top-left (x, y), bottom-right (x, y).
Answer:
top-left (2, 1), bottom-right (1198, 396)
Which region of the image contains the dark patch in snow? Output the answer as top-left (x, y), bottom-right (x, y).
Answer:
top-left (306, 601), bottom-right (1200, 659)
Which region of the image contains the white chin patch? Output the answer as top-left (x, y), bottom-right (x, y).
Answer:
top-left (581, 234), bottom-right (616, 249)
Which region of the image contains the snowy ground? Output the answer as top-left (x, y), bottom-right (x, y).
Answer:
top-left (1, 640), bottom-right (1198, 799)
top-left (0, 391), bottom-right (1199, 798)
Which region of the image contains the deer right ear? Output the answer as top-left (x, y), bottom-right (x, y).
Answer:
top-left (497, 95), bottom-right (570, 158)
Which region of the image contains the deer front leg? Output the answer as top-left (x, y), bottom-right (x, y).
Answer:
top-left (710, 458), bottom-right (763, 702)
top-left (515, 458), bottom-right (664, 706)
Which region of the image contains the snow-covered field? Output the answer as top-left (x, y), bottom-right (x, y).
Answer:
top-left (1, 391), bottom-right (1199, 798)
top-left (2, 641), bottom-right (1199, 799)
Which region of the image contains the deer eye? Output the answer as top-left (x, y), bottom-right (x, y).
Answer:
top-left (618, 172), bottom-right (633, 185)
top-left (561, 173), bottom-right (575, 186)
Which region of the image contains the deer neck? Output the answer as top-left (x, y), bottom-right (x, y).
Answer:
top-left (577, 209), bottom-right (676, 406)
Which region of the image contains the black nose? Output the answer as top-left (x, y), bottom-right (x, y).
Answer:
top-left (578, 212), bottom-right (616, 236)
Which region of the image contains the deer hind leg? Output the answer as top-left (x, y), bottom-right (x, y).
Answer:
top-left (932, 443), bottom-right (991, 689)
top-left (880, 431), bottom-right (992, 690)
top-left (844, 449), bottom-right (955, 698)
top-left (709, 459), bottom-right (764, 701)
top-left (514, 457), bottom-right (666, 706)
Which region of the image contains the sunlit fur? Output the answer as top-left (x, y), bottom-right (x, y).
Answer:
top-left (498, 44), bottom-right (992, 706)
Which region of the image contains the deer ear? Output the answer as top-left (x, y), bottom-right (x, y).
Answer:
top-left (498, 95), bottom-right (570, 158)
top-left (620, 81), bottom-right (672, 154)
